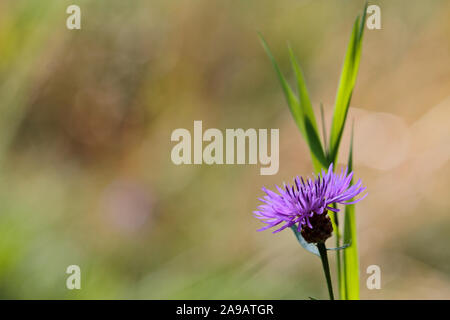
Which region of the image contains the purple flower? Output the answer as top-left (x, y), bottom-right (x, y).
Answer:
top-left (253, 164), bottom-right (367, 234)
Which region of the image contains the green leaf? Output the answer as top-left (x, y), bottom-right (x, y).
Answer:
top-left (319, 103), bottom-right (328, 156)
top-left (328, 3), bottom-right (367, 164)
top-left (290, 225), bottom-right (320, 257)
top-left (288, 46), bottom-right (328, 170)
top-left (287, 46), bottom-right (319, 135)
top-left (258, 34), bottom-right (302, 133)
top-left (342, 123), bottom-right (360, 299)
top-left (258, 33), bottom-right (327, 171)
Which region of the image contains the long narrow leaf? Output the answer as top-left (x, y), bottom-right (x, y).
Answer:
top-left (288, 46), bottom-right (327, 170)
top-left (287, 46), bottom-right (319, 134)
top-left (328, 3), bottom-right (367, 164)
top-left (259, 34), bottom-right (327, 171)
top-left (343, 123), bottom-right (360, 299)
top-left (319, 103), bottom-right (328, 156)
top-left (258, 34), bottom-right (304, 135)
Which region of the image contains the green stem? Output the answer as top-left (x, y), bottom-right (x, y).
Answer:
top-left (336, 235), bottom-right (343, 299)
top-left (332, 203), bottom-right (345, 299)
top-left (317, 242), bottom-right (334, 300)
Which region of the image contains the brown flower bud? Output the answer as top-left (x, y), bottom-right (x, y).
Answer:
top-left (301, 211), bottom-right (333, 244)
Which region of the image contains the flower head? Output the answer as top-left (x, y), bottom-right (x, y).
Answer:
top-left (253, 164), bottom-right (367, 241)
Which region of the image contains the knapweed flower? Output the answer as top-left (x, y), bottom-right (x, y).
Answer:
top-left (253, 164), bottom-right (367, 243)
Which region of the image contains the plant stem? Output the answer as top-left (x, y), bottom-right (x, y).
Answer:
top-left (332, 203), bottom-right (345, 299)
top-left (317, 242), bottom-right (334, 300)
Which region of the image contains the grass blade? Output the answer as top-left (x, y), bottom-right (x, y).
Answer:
top-left (258, 33), bottom-right (303, 134)
top-left (319, 103), bottom-right (328, 156)
top-left (328, 4), bottom-right (367, 164)
top-left (287, 45), bottom-right (319, 135)
top-left (258, 33), bottom-right (327, 171)
top-left (342, 122), bottom-right (360, 299)
top-left (288, 46), bottom-right (327, 170)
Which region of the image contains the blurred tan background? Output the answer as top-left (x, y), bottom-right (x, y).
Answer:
top-left (0, 0), bottom-right (448, 299)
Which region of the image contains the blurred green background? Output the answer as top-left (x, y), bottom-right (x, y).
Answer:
top-left (0, 0), bottom-right (449, 299)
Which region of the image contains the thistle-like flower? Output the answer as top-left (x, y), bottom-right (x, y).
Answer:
top-left (254, 164), bottom-right (367, 243)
